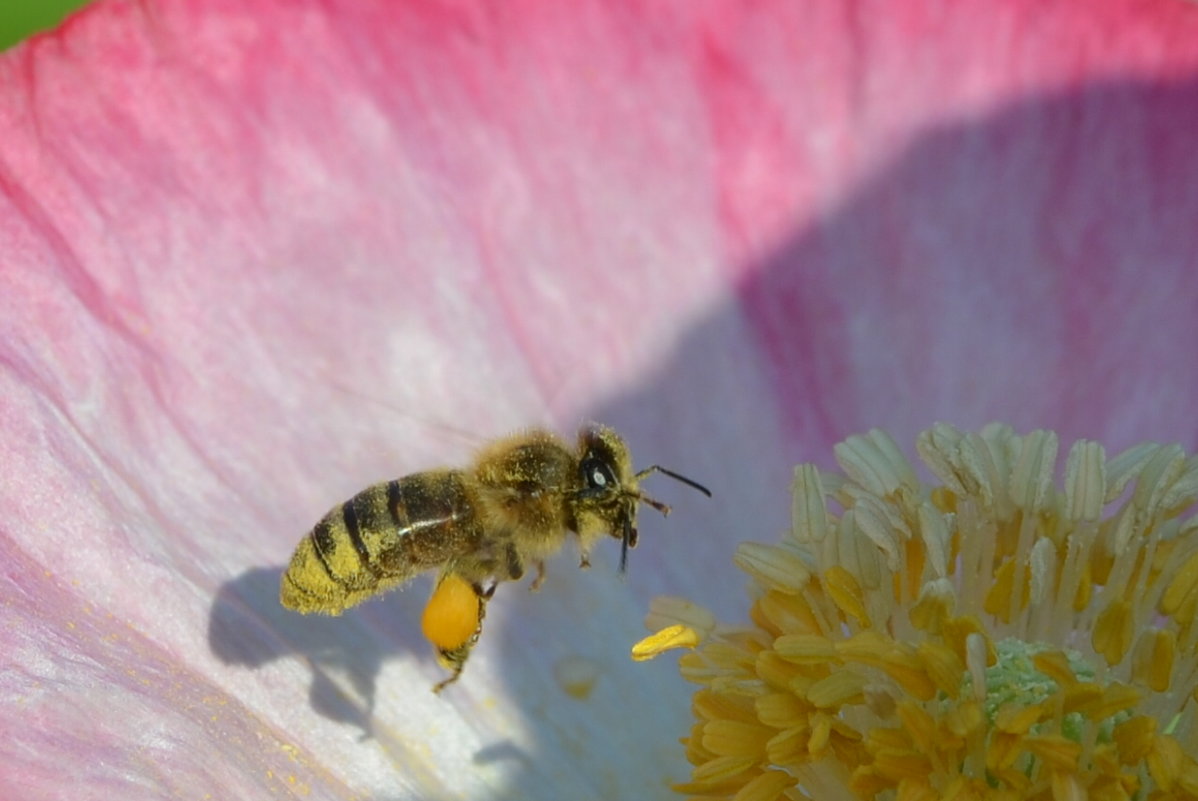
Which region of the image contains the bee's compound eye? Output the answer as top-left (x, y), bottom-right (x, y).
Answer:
top-left (581, 456), bottom-right (616, 492)
top-left (421, 573), bottom-right (482, 651)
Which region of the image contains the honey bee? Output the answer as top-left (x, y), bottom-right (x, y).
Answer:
top-left (279, 424), bottom-right (710, 691)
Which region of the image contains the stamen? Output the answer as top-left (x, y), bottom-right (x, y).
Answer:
top-left (631, 625), bottom-right (701, 662)
top-left (640, 424), bottom-right (1198, 800)
top-left (733, 542), bottom-right (811, 594)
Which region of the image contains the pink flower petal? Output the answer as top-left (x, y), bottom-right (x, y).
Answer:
top-left (3, 1), bottom-right (1198, 798)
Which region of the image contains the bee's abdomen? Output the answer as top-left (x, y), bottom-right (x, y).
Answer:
top-left (280, 471), bottom-right (481, 615)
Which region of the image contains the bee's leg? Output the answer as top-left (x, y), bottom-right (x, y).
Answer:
top-left (529, 560), bottom-right (547, 592)
top-left (432, 644), bottom-right (469, 693)
top-left (503, 543), bottom-right (525, 582)
top-left (431, 584), bottom-right (491, 694)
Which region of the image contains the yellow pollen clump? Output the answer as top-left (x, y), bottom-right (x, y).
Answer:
top-left (641, 423), bottom-right (1198, 800)
top-left (420, 572), bottom-right (481, 651)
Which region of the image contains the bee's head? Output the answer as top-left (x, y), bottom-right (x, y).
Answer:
top-left (573, 425), bottom-right (711, 572)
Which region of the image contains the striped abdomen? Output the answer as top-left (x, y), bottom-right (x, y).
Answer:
top-left (280, 470), bottom-right (483, 615)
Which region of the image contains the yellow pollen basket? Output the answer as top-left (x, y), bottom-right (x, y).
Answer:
top-left (421, 573), bottom-right (482, 651)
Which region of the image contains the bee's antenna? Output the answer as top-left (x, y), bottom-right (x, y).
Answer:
top-left (633, 465), bottom-right (712, 497)
top-left (619, 466), bottom-right (710, 573)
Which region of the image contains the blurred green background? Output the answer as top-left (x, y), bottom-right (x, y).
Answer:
top-left (1, 0), bottom-right (93, 51)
